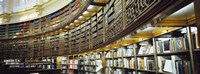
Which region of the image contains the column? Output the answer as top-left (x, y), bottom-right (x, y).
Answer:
top-left (2, 0), bottom-right (12, 23)
top-left (193, 0), bottom-right (200, 74)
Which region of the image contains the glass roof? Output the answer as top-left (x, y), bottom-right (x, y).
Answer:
top-left (0, 0), bottom-right (49, 14)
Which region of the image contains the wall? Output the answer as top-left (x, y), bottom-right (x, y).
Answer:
top-left (0, 0), bottom-right (72, 24)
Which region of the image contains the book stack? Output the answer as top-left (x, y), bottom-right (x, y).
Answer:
top-left (156, 37), bottom-right (189, 53)
top-left (114, 69), bottom-right (123, 74)
top-left (68, 59), bottom-right (78, 69)
top-left (0, 25), bottom-right (6, 38)
top-left (115, 0), bottom-right (122, 16)
top-left (157, 55), bottom-right (192, 74)
top-left (138, 41), bottom-right (154, 55)
top-left (61, 56), bottom-right (67, 74)
top-left (124, 58), bottom-right (135, 69)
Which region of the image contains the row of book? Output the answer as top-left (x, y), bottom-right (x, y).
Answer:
top-left (106, 54), bottom-right (193, 74)
top-left (0, 0), bottom-right (82, 39)
top-left (157, 55), bottom-right (193, 74)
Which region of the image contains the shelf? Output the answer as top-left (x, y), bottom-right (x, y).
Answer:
top-left (194, 49), bottom-right (200, 52)
top-left (157, 72), bottom-right (171, 74)
top-left (137, 69), bottom-right (156, 73)
top-left (88, 59), bottom-right (96, 60)
top-left (136, 54), bottom-right (154, 57)
top-left (123, 68), bottom-right (136, 71)
top-left (157, 51), bottom-right (190, 56)
top-left (105, 58), bottom-right (112, 59)
top-left (68, 64), bottom-right (78, 65)
top-left (96, 58), bottom-right (101, 60)
top-left (84, 70), bottom-right (96, 73)
top-left (68, 68), bottom-right (78, 70)
top-left (123, 56), bottom-right (135, 58)
top-left (111, 66), bottom-right (123, 69)
top-left (104, 0), bottom-right (115, 15)
top-left (113, 57), bottom-right (123, 59)
top-left (107, 10), bottom-right (114, 17)
top-left (83, 65), bottom-right (97, 66)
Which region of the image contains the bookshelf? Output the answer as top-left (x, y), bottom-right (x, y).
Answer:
top-left (80, 23), bottom-right (88, 51)
top-left (0, 0), bottom-right (84, 39)
top-left (61, 56), bottom-right (68, 74)
top-left (63, 31), bottom-right (70, 54)
top-left (0, 25), bottom-right (6, 38)
top-left (104, 0), bottom-right (123, 41)
top-left (3, 59), bottom-right (25, 68)
top-left (7, 24), bottom-right (23, 38)
top-left (68, 55), bottom-right (79, 74)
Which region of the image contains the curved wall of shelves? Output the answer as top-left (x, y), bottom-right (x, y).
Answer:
top-left (0, 0), bottom-right (193, 59)
top-left (0, 0), bottom-right (71, 24)
top-left (0, 0), bottom-right (89, 39)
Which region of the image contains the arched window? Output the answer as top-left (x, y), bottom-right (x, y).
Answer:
top-left (12, 0), bottom-right (50, 12)
top-left (0, 0), bottom-right (3, 14)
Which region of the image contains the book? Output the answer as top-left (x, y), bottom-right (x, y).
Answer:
top-left (175, 60), bottom-right (184, 74)
top-left (106, 60), bottom-right (113, 67)
top-left (146, 60), bottom-right (154, 70)
top-left (148, 46), bottom-right (154, 54)
top-left (163, 40), bottom-right (170, 52)
top-left (138, 58), bottom-right (145, 69)
top-left (193, 32), bottom-right (199, 49)
top-left (163, 60), bottom-right (173, 73)
top-left (130, 58), bottom-right (135, 69)
top-left (114, 69), bottom-right (123, 74)
top-left (195, 32), bottom-right (200, 49)
top-left (174, 37), bottom-right (184, 52)
top-left (183, 35), bottom-right (189, 50)
top-left (157, 56), bottom-right (165, 72)
top-left (124, 58), bottom-right (130, 68)
top-left (138, 46), bottom-right (147, 55)
top-left (156, 40), bottom-right (163, 53)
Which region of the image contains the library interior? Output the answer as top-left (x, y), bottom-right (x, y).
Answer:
top-left (0, 0), bottom-right (200, 74)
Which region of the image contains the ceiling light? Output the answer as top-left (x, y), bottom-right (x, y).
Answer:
top-left (124, 44), bottom-right (128, 45)
top-left (83, 11), bottom-right (90, 15)
top-left (78, 16), bottom-right (84, 19)
top-left (139, 38), bottom-right (144, 41)
top-left (65, 26), bottom-right (69, 28)
top-left (70, 23), bottom-right (73, 25)
top-left (74, 20), bottom-right (79, 23)
top-left (162, 30), bottom-right (168, 33)
top-left (87, 5), bottom-right (95, 10)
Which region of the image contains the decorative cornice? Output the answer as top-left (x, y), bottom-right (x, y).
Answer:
top-left (0, 13), bottom-right (12, 23)
top-left (34, 5), bottom-right (44, 16)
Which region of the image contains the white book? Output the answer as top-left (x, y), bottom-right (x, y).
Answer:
top-left (157, 56), bottom-right (165, 72)
top-left (121, 48), bottom-right (126, 57)
top-left (171, 55), bottom-right (181, 74)
top-left (164, 60), bottom-right (173, 73)
top-left (144, 57), bottom-right (147, 70)
top-left (126, 48), bottom-right (133, 56)
top-left (96, 65), bottom-right (103, 72)
top-left (148, 46), bottom-right (154, 54)
top-left (130, 58), bottom-right (135, 69)
top-left (138, 46), bottom-right (147, 55)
